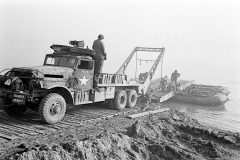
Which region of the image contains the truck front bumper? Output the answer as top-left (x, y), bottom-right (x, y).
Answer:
top-left (0, 88), bottom-right (30, 105)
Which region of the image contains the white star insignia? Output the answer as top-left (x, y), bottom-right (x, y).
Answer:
top-left (79, 76), bottom-right (89, 86)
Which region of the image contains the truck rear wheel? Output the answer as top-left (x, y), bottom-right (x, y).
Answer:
top-left (126, 89), bottom-right (137, 108)
top-left (39, 93), bottom-right (66, 124)
top-left (114, 90), bottom-right (127, 111)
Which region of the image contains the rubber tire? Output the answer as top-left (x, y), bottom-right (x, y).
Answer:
top-left (126, 89), bottom-right (137, 108)
top-left (39, 93), bottom-right (66, 124)
top-left (114, 90), bottom-right (127, 111)
top-left (107, 99), bottom-right (115, 109)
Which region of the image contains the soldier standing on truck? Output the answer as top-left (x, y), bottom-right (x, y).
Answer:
top-left (92, 34), bottom-right (107, 87)
top-left (92, 34), bottom-right (107, 77)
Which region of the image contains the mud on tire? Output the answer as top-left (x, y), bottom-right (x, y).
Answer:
top-left (114, 90), bottom-right (127, 111)
top-left (39, 93), bottom-right (66, 124)
top-left (126, 89), bottom-right (137, 108)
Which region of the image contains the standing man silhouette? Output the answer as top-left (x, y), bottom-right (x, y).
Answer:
top-left (92, 34), bottom-right (107, 87)
top-left (171, 70), bottom-right (180, 93)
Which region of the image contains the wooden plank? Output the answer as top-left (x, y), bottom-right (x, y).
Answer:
top-left (0, 123), bottom-right (39, 135)
top-left (127, 108), bottom-right (170, 119)
top-left (0, 132), bottom-right (19, 140)
top-left (159, 80), bottom-right (195, 102)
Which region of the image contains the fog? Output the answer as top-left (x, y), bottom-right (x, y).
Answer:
top-left (0, 0), bottom-right (239, 76)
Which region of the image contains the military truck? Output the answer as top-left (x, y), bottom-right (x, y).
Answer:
top-left (0, 41), bottom-right (165, 124)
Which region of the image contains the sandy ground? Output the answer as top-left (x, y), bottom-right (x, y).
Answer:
top-left (0, 102), bottom-right (239, 160)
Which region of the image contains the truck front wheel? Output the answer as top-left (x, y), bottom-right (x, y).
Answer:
top-left (114, 90), bottom-right (127, 111)
top-left (126, 89), bottom-right (137, 108)
top-left (39, 93), bottom-right (66, 124)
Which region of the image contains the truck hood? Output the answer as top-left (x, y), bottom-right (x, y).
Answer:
top-left (12, 66), bottom-right (74, 80)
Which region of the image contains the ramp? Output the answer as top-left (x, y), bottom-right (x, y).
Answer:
top-left (149, 80), bottom-right (194, 102)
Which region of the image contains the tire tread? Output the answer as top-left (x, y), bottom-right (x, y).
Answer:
top-left (126, 89), bottom-right (137, 108)
top-left (113, 90), bottom-right (127, 111)
top-left (39, 93), bottom-right (66, 124)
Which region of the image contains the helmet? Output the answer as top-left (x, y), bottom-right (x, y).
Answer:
top-left (98, 34), bottom-right (104, 39)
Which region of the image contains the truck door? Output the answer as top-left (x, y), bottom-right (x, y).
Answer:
top-left (74, 58), bottom-right (94, 91)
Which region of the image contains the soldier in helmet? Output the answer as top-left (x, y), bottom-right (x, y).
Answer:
top-left (92, 34), bottom-right (107, 87)
top-left (171, 70), bottom-right (180, 85)
top-left (171, 70), bottom-right (180, 93)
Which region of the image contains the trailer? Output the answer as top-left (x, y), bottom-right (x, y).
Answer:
top-left (0, 42), bottom-right (165, 124)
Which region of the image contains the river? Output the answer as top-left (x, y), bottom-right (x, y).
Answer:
top-left (157, 55), bottom-right (240, 133)
top-left (121, 50), bottom-right (240, 133)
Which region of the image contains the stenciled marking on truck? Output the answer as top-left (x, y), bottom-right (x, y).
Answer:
top-left (12, 99), bottom-right (24, 103)
top-left (100, 73), bottom-right (125, 84)
top-left (13, 94), bottom-right (25, 98)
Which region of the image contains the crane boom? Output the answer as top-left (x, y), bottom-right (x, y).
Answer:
top-left (116, 47), bottom-right (165, 95)
top-left (141, 48), bottom-right (165, 94)
top-left (116, 47), bottom-right (164, 74)
top-left (116, 47), bottom-right (137, 74)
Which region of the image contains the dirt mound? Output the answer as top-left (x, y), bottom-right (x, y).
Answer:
top-left (2, 107), bottom-right (240, 160)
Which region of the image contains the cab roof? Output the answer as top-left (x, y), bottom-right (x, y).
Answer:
top-left (46, 54), bottom-right (92, 60)
top-left (50, 44), bottom-right (95, 59)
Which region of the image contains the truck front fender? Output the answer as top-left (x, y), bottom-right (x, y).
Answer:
top-left (47, 85), bottom-right (73, 105)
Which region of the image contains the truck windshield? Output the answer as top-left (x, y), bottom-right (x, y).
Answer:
top-left (45, 56), bottom-right (76, 67)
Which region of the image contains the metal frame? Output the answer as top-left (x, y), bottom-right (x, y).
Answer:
top-left (116, 47), bottom-right (165, 94)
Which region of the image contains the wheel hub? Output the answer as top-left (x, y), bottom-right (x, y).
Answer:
top-left (50, 102), bottom-right (61, 115)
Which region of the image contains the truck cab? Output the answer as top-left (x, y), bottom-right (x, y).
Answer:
top-left (43, 54), bottom-right (94, 90)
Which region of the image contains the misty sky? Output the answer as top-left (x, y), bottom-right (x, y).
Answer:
top-left (0, 0), bottom-right (239, 77)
